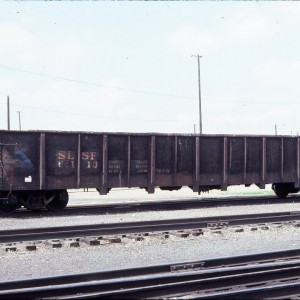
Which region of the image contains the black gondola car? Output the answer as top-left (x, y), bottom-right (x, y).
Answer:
top-left (0, 130), bottom-right (299, 213)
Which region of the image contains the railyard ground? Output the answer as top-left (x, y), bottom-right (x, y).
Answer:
top-left (68, 183), bottom-right (275, 206)
top-left (0, 184), bottom-right (300, 282)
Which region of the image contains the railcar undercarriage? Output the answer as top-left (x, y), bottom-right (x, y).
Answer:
top-left (0, 189), bottom-right (69, 213)
top-left (272, 182), bottom-right (299, 198)
top-left (1, 183), bottom-right (299, 214)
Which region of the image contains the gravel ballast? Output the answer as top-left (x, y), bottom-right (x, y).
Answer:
top-left (1, 186), bottom-right (300, 282)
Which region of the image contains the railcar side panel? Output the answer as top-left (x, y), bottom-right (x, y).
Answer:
top-left (266, 138), bottom-right (281, 183)
top-left (45, 133), bottom-right (78, 189)
top-left (1, 132), bottom-right (39, 191)
top-left (245, 137), bottom-right (262, 185)
top-left (155, 136), bottom-right (174, 187)
top-left (79, 134), bottom-right (102, 188)
top-left (283, 137), bottom-right (296, 182)
top-left (199, 137), bottom-right (223, 187)
top-left (107, 135), bottom-right (128, 188)
top-left (176, 136), bottom-right (194, 186)
top-left (130, 135), bottom-right (148, 187)
top-left (227, 137), bottom-right (245, 185)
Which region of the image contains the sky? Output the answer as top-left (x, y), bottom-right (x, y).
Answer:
top-left (0, 1), bottom-right (300, 136)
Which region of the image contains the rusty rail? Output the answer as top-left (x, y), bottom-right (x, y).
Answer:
top-left (0, 211), bottom-right (300, 244)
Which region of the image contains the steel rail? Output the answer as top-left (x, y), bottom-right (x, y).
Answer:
top-left (192, 280), bottom-right (300, 299)
top-left (0, 211), bottom-right (300, 244)
top-left (71, 267), bottom-right (300, 299)
top-left (1, 249), bottom-right (300, 299)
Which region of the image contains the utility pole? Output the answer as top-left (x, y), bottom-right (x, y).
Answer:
top-left (191, 55), bottom-right (203, 134)
top-left (7, 96), bottom-right (10, 130)
top-left (275, 124), bottom-right (277, 135)
top-left (17, 111), bottom-right (22, 130)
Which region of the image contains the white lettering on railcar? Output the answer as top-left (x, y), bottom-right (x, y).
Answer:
top-left (108, 160), bottom-right (123, 174)
top-left (134, 160), bottom-right (148, 174)
top-left (24, 176), bottom-right (32, 182)
top-left (82, 152), bottom-right (98, 169)
top-left (56, 150), bottom-right (75, 169)
top-left (156, 168), bottom-right (171, 174)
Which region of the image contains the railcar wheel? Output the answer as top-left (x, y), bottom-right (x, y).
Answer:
top-left (272, 183), bottom-right (289, 198)
top-left (46, 190), bottom-right (69, 211)
top-left (0, 192), bottom-right (21, 214)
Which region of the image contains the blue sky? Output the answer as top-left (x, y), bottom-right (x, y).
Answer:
top-left (0, 1), bottom-right (300, 135)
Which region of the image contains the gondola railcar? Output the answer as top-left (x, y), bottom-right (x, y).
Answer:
top-left (0, 130), bottom-right (299, 213)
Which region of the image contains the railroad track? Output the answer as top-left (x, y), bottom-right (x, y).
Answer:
top-left (1, 211), bottom-right (300, 250)
top-left (7, 194), bottom-right (300, 217)
top-left (1, 248), bottom-right (300, 299)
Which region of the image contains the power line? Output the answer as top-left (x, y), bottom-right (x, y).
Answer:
top-left (1, 98), bottom-right (300, 105)
top-left (0, 64), bottom-right (195, 100)
top-left (8, 103), bottom-right (194, 123)
top-left (0, 65), bottom-right (299, 105)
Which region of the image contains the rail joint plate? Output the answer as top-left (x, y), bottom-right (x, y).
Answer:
top-left (171, 262), bottom-right (205, 272)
